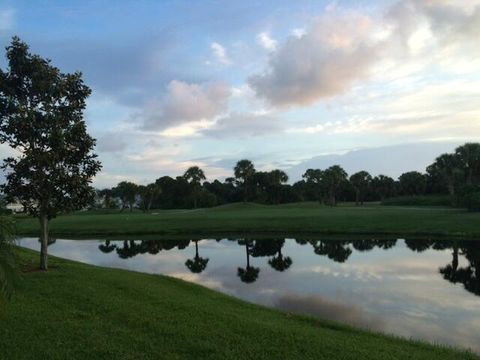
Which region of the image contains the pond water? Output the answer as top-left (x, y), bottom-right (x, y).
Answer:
top-left (17, 237), bottom-right (480, 353)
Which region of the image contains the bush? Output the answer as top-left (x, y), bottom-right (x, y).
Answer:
top-left (463, 192), bottom-right (480, 212)
top-left (457, 185), bottom-right (480, 211)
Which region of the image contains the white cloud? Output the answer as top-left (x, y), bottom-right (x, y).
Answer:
top-left (249, 9), bottom-right (381, 107)
top-left (256, 32), bottom-right (277, 51)
top-left (249, 0), bottom-right (480, 108)
top-left (291, 28), bottom-right (306, 38)
top-left (141, 80), bottom-right (230, 131)
top-left (211, 42), bottom-right (232, 65)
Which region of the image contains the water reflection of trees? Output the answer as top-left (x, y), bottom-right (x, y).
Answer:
top-left (185, 240), bottom-right (209, 274)
top-left (404, 240), bottom-right (480, 297)
top-left (237, 239), bottom-right (260, 283)
top-left (96, 237), bottom-right (479, 293)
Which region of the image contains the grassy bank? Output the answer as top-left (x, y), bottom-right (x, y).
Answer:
top-left (1, 248), bottom-right (476, 360)
top-left (382, 195), bottom-right (453, 207)
top-left (14, 202), bottom-right (480, 238)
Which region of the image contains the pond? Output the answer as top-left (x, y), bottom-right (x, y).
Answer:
top-left (17, 237), bottom-right (480, 353)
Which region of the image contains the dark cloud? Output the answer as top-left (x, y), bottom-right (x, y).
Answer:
top-left (97, 133), bottom-right (128, 153)
top-left (275, 293), bottom-right (384, 331)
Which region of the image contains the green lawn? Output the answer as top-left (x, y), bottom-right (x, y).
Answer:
top-left (1, 248), bottom-right (477, 360)
top-left (14, 202), bottom-right (480, 238)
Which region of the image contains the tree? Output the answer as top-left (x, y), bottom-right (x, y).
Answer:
top-left (0, 37), bottom-right (101, 270)
top-left (268, 169), bottom-right (289, 204)
top-left (0, 216), bottom-right (16, 308)
top-left (322, 165), bottom-right (348, 206)
top-left (237, 239), bottom-right (260, 283)
top-left (371, 175), bottom-right (395, 201)
top-left (183, 166), bottom-right (206, 209)
top-left (426, 154), bottom-right (461, 196)
top-left (113, 181), bottom-right (138, 211)
top-left (398, 171), bottom-right (426, 196)
top-left (302, 169), bottom-right (323, 202)
top-left (138, 183), bottom-right (161, 212)
top-left (185, 240), bottom-right (209, 273)
top-left (98, 240), bottom-right (117, 253)
top-left (234, 159), bottom-right (256, 202)
top-left (97, 188), bottom-right (117, 209)
top-left (349, 171), bottom-right (372, 205)
top-left (455, 143), bottom-right (480, 185)
top-left (268, 240), bottom-right (292, 272)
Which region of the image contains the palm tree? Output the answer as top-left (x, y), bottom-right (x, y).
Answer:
top-left (138, 183), bottom-right (161, 212)
top-left (371, 175), bottom-right (395, 201)
top-left (185, 240), bottom-right (209, 273)
top-left (302, 168), bottom-right (323, 203)
top-left (234, 160), bottom-right (256, 203)
top-left (237, 239), bottom-right (260, 283)
top-left (268, 240), bottom-right (292, 272)
top-left (455, 143), bottom-right (480, 185)
top-left (98, 240), bottom-right (117, 253)
top-left (311, 240), bottom-right (352, 263)
top-left (427, 153), bottom-right (461, 196)
top-left (0, 216), bottom-right (16, 307)
top-left (440, 241), bottom-right (480, 296)
top-left (183, 166), bottom-right (206, 209)
top-left (269, 170), bottom-right (289, 204)
top-left (322, 165), bottom-right (347, 206)
top-left (349, 171), bottom-right (372, 205)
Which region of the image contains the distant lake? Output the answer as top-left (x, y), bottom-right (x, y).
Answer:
top-left (17, 237), bottom-right (480, 353)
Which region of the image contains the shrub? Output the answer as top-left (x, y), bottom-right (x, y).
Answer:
top-left (463, 192), bottom-right (480, 212)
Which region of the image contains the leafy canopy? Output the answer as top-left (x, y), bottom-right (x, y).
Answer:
top-left (0, 37), bottom-right (101, 219)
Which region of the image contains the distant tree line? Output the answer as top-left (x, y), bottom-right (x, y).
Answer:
top-left (94, 143), bottom-right (480, 212)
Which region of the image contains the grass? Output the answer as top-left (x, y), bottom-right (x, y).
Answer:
top-left (1, 248), bottom-right (477, 360)
top-left (14, 202), bottom-right (480, 238)
top-left (382, 195), bottom-right (453, 207)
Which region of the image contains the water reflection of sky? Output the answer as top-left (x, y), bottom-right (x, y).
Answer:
top-left (17, 237), bottom-right (480, 354)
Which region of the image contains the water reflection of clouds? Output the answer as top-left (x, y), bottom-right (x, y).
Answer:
top-left (16, 237), bottom-right (480, 354)
top-left (274, 293), bottom-right (385, 331)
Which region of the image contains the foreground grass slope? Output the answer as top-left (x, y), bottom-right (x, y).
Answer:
top-left (15, 202), bottom-right (480, 238)
top-left (1, 248), bottom-right (477, 360)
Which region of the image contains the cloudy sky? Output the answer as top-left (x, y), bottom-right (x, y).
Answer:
top-left (1, 0), bottom-right (479, 187)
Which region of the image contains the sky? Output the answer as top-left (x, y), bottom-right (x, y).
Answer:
top-left (1, 0), bottom-right (479, 187)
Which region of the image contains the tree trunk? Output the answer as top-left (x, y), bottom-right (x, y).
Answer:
top-left (39, 215), bottom-right (49, 270)
top-left (355, 189), bottom-right (360, 206)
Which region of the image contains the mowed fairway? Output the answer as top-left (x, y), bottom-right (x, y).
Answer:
top-left (0, 248), bottom-right (477, 360)
top-left (14, 202), bottom-right (480, 238)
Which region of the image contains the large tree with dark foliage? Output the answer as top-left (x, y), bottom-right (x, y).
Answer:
top-left (183, 166), bottom-right (206, 209)
top-left (349, 171), bottom-right (372, 205)
top-left (399, 171), bottom-right (426, 196)
top-left (322, 165), bottom-right (347, 206)
top-left (234, 159), bottom-right (256, 202)
top-left (0, 37), bottom-right (101, 270)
